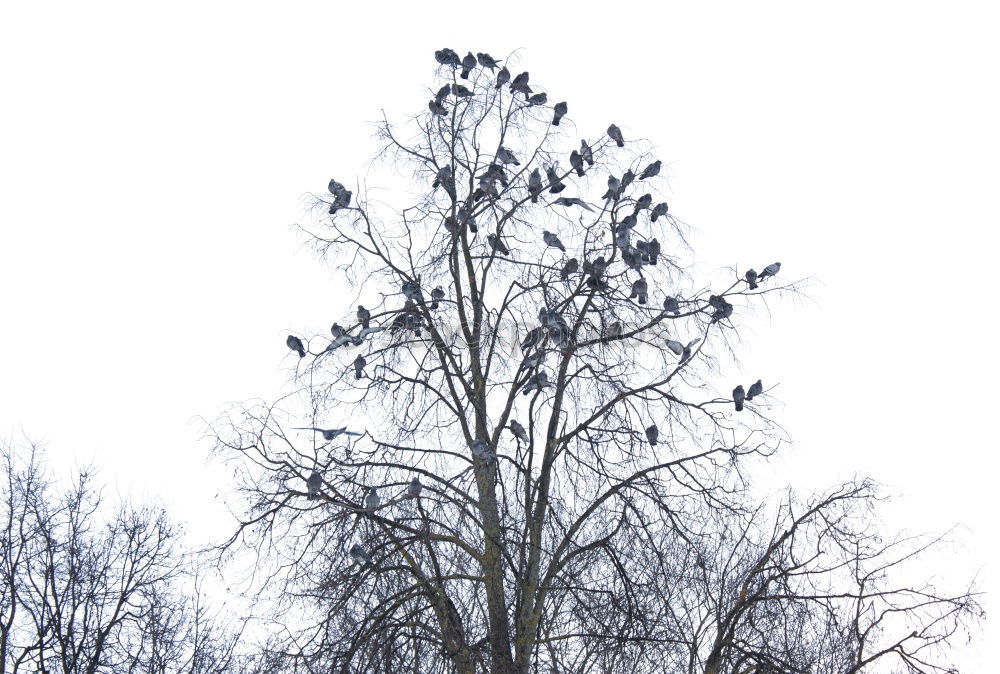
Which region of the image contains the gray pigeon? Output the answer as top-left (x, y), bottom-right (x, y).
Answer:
top-left (460, 52), bottom-right (476, 79)
top-left (645, 424), bottom-right (658, 445)
top-left (407, 477), bottom-right (423, 498)
top-left (560, 258), bottom-right (579, 280)
top-left (495, 66), bottom-right (510, 89)
top-left (603, 175), bottom-right (621, 201)
top-left (306, 471), bottom-right (322, 500)
top-left (452, 84), bottom-right (473, 98)
top-left (569, 150), bottom-right (584, 176)
top-left (477, 52), bottom-right (500, 70)
top-left (634, 194), bottom-right (652, 211)
top-left (521, 326), bottom-right (543, 351)
top-left (435, 84), bottom-right (451, 103)
top-left (295, 427), bottom-right (362, 442)
top-left (607, 124), bottom-right (624, 147)
top-left (509, 420), bottom-right (528, 443)
top-left (543, 230), bottom-right (566, 252)
top-left (580, 139), bottom-right (594, 166)
top-left (760, 262), bottom-right (781, 279)
top-left (746, 379), bottom-right (763, 400)
top-left (620, 169), bottom-right (635, 190)
top-left (331, 323), bottom-right (346, 339)
top-left (528, 92), bottom-right (547, 105)
top-left (401, 279), bottom-right (422, 301)
top-left (471, 440), bottom-right (494, 461)
top-left (430, 286), bottom-right (446, 309)
top-left (545, 166), bottom-right (565, 193)
top-left (552, 101), bottom-right (568, 125)
top-left (709, 296), bottom-right (734, 323)
top-left (745, 269), bottom-right (758, 290)
top-left (521, 350), bottom-right (545, 370)
top-left (354, 354), bottom-right (366, 379)
top-left (662, 296), bottom-right (680, 315)
top-left (510, 71), bottom-right (531, 97)
top-left (528, 168), bottom-right (543, 203)
top-left (522, 370), bottom-right (550, 395)
top-left (650, 202), bottom-right (669, 222)
top-left (364, 487), bottom-right (380, 511)
top-left (357, 305), bottom-right (371, 329)
top-left (349, 543), bottom-right (372, 567)
top-left (629, 278), bottom-right (648, 305)
top-left (553, 197), bottom-right (594, 212)
top-left (497, 146), bottom-right (520, 165)
top-left (286, 335), bottom-right (306, 358)
top-left (606, 321), bottom-right (624, 339)
top-left (639, 160), bottom-right (661, 180)
top-left (434, 48), bottom-right (461, 67)
top-left (429, 99), bottom-right (448, 116)
top-left (733, 385), bottom-right (746, 412)
top-left (488, 233), bottom-right (511, 256)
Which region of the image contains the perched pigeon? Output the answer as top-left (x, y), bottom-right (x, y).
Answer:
top-left (709, 295), bottom-right (734, 323)
top-left (552, 101), bottom-right (568, 125)
top-left (460, 52), bottom-right (476, 79)
top-left (666, 338), bottom-right (700, 363)
top-left (569, 150), bottom-right (585, 177)
top-left (477, 52), bottom-right (500, 70)
top-left (543, 230), bottom-right (566, 252)
top-left (286, 335), bottom-right (306, 358)
top-left (634, 194), bottom-right (652, 211)
top-left (471, 440), bottom-right (494, 461)
top-left (745, 269), bottom-right (758, 290)
top-left (528, 168), bottom-right (543, 203)
top-left (510, 71), bottom-right (531, 97)
top-left (629, 278), bottom-right (648, 305)
top-left (521, 350), bottom-right (545, 370)
top-left (645, 238), bottom-right (661, 265)
top-left (495, 66), bottom-right (510, 89)
top-left (560, 258), bottom-right (579, 280)
top-left (579, 139), bottom-right (594, 166)
top-left (354, 354), bottom-right (366, 379)
top-left (528, 92), bottom-right (547, 106)
top-left (497, 145), bottom-right (520, 166)
top-left (650, 202), bottom-right (669, 222)
top-left (295, 427), bottom-right (362, 442)
top-left (358, 325), bottom-right (384, 340)
top-left (603, 175), bottom-right (621, 201)
top-left (306, 471), bottom-right (322, 500)
top-left (605, 321), bottom-right (624, 339)
top-left (357, 305), bottom-right (371, 329)
top-left (553, 197), bottom-right (594, 212)
top-left (746, 379), bottom-right (763, 400)
top-left (435, 84), bottom-right (451, 103)
top-left (407, 477), bottom-right (423, 498)
top-left (615, 227), bottom-right (631, 251)
top-left (662, 296), bottom-right (680, 315)
top-left (607, 124), bottom-right (625, 147)
top-left (433, 166), bottom-right (457, 200)
top-left (429, 99), bottom-right (448, 116)
top-left (327, 180), bottom-right (352, 214)
top-left (645, 424), bottom-right (659, 445)
top-left (521, 326), bottom-right (544, 352)
top-left (522, 370), bottom-right (550, 395)
top-left (434, 48), bottom-right (461, 67)
top-left (430, 286), bottom-right (446, 310)
top-left (402, 280), bottom-right (422, 301)
top-left (364, 487), bottom-right (380, 511)
top-left (760, 262), bottom-right (781, 279)
top-left (620, 169), bottom-right (635, 191)
top-left (331, 323), bottom-right (346, 339)
top-left (509, 420), bottom-right (529, 443)
top-left (733, 385), bottom-right (746, 412)
top-left (349, 543), bottom-right (372, 567)
top-left (639, 160), bottom-right (661, 180)
top-left (545, 166), bottom-right (566, 193)
top-left (487, 233), bottom-right (511, 256)
top-left (452, 84), bottom-right (473, 98)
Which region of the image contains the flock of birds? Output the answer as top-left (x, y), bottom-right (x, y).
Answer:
top-left (288, 49), bottom-right (783, 568)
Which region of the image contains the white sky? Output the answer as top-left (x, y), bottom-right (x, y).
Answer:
top-left (1, 1), bottom-right (997, 667)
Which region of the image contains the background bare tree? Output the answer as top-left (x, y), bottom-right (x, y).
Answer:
top-left (210, 50), bottom-right (982, 673)
top-left (0, 439), bottom-right (250, 673)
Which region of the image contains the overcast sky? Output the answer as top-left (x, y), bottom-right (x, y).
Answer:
top-left (1, 1), bottom-right (997, 666)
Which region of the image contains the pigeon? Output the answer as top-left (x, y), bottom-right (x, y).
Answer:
top-left (460, 52), bottom-right (476, 79)
top-left (607, 124), bottom-right (625, 147)
top-left (666, 338), bottom-right (700, 363)
top-left (496, 145), bottom-right (520, 166)
top-left (434, 48), bottom-right (461, 67)
top-left (364, 487), bottom-right (380, 511)
top-left (509, 420), bottom-right (529, 443)
top-left (553, 197), bottom-right (594, 212)
top-left (521, 326), bottom-right (544, 352)
top-left (579, 140), bottom-right (594, 166)
top-left (522, 370), bottom-right (550, 395)
top-left (286, 335), bottom-right (306, 358)
top-left (760, 262), bottom-right (781, 279)
top-left (545, 166), bottom-right (565, 193)
top-left (709, 296), bottom-right (734, 323)
top-left (433, 166), bottom-right (457, 200)
top-left (430, 286), bottom-right (446, 309)
top-left (662, 296), bottom-right (680, 315)
top-left (745, 269), bottom-right (758, 290)
top-left (487, 233), bottom-right (511, 256)
top-left (354, 354), bottom-right (366, 379)
top-left (495, 66), bottom-right (510, 89)
top-left (645, 238), bottom-right (661, 265)
top-left (629, 278), bottom-right (648, 305)
top-left (733, 385), bottom-right (746, 412)
top-left (528, 92), bottom-right (547, 106)
top-left (429, 99), bottom-right (448, 116)
top-left (620, 169), bottom-right (635, 191)
top-left (331, 323), bottom-right (346, 339)
top-left (306, 471), bottom-right (322, 500)
top-left (603, 175), bottom-right (621, 201)
top-left (569, 150), bottom-right (585, 177)
top-left (452, 84), bottom-right (473, 98)
top-left (327, 180), bottom-right (352, 214)
top-left (528, 168), bottom-right (543, 203)
top-left (435, 84), bottom-right (451, 103)
top-left (471, 440), bottom-right (494, 461)
top-left (407, 477), bottom-right (423, 498)
top-left (477, 52), bottom-right (500, 70)
top-left (357, 305), bottom-right (371, 329)
top-left (615, 228), bottom-right (631, 251)
top-left (560, 258), bottom-right (579, 280)
top-left (402, 280), bottom-right (422, 301)
top-left (634, 194), bottom-right (652, 211)
top-left (510, 72), bottom-right (531, 97)
top-left (349, 543), bottom-right (372, 567)
top-left (552, 101), bottom-right (568, 125)
top-left (605, 321), bottom-right (624, 339)
top-left (645, 424), bottom-right (659, 445)
top-left (521, 350), bottom-right (545, 370)
top-left (746, 379), bottom-right (763, 400)
top-left (650, 202), bottom-right (669, 222)
top-left (295, 427), bottom-right (362, 442)
top-left (358, 325), bottom-right (384, 340)
top-left (543, 230), bottom-right (566, 252)
top-left (639, 160), bottom-right (661, 180)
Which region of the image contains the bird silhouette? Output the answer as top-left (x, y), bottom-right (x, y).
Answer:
top-left (745, 269), bottom-right (758, 290)
top-left (639, 160), bottom-right (661, 179)
top-left (607, 124), bottom-right (625, 147)
top-left (354, 354), bottom-right (366, 379)
top-left (496, 66), bottom-right (510, 89)
top-left (552, 101), bottom-right (568, 125)
top-left (645, 424), bottom-right (658, 445)
top-left (460, 52), bottom-right (476, 78)
top-left (477, 52), bottom-right (500, 70)
top-left (509, 420), bottom-right (529, 443)
top-left (746, 379), bottom-right (763, 400)
top-left (561, 258), bottom-right (579, 280)
top-left (733, 385), bottom-right (746, 412)
top-left (350, 544), bottom-right (372, 567)
top-left (407, 477), bottom-right (423, 498)
top-left (543, 230), bottom-right (566, 252)
top-left (295, 427), bottom-right (362, 441)
top-left (488, 234), bottom-right (511, 256)
top-left (553, 197), bottom-right (594, 212)
top-left (760, 262), bottom-right (781, 279)
top-left (357, 305), bottom-right (371, 329)
top-left (286, 335), bottom-right (306, 358)
top-left (306, 471), bottom-right (322, 500)
top-left (650, 202), bottom-right (669, 222)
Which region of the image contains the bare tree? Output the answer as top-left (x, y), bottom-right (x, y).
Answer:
top-left (210, 50), bottom-right (982, 673)
top-left (0, 439), bottom-right (248, 673)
